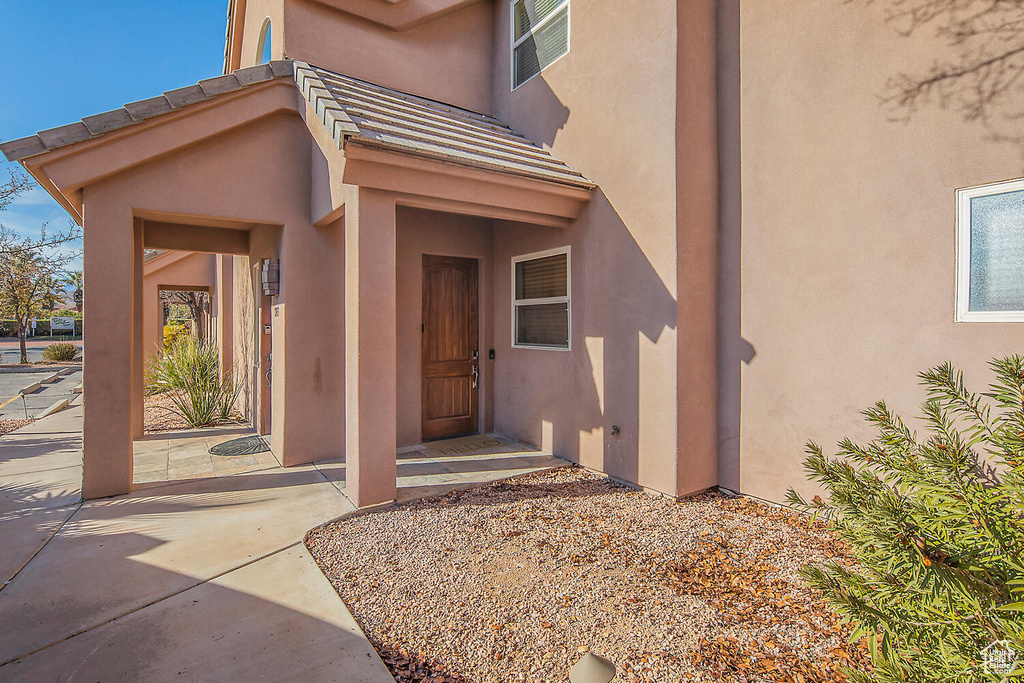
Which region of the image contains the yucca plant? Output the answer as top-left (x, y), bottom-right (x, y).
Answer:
top-left (146, 334), bottom-right (242, 428)
top-left (788, 357), bottom-right (1024, 682)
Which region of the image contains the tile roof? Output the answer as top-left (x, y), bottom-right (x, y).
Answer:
top-left (0, 61), bottom-right (295, 162)
top-left (294, 62), bottom-right (592, 188)
top-left (2, 60), bottom-right (591, 189)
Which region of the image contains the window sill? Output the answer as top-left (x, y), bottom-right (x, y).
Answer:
top-left (511, 343), bottom-right (571, 351)
top-left (956, 311), bottom-right (1024, 323)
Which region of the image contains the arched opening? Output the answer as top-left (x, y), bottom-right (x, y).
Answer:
top-left (257, 18), bottom-right (272, 64)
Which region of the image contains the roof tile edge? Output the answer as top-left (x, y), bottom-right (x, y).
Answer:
top-left (293, 61), bottom-right (361, 147)
top-left (0, 60), bottom-right (295, 163)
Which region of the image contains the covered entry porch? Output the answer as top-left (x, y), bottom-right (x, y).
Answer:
top-left (2, 59), bottom-right (593, 506)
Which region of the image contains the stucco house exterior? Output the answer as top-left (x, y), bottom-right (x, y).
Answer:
top-left (3, 0), bottom-right (1022, 508)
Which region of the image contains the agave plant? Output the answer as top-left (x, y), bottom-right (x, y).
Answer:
top-left (146, 334), bottom-right (242, 428)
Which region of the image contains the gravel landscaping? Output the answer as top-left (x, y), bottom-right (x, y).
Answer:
top-left (306, 468), bottom-right (870, 683)
top-left (0, 418), bottom-right (33, 436)
top-left (144, 392), bottom-right (245, 433)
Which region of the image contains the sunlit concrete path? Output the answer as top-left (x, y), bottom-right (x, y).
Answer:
top-left (0, 406), bottom-right (393, 682)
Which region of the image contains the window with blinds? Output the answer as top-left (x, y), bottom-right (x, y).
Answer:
top-left (511, 0), bottom-right (570, 89)
top-left (513, 249), bottom-right (570, 348)
top-left (956, 179), bottom-right (1024, 322)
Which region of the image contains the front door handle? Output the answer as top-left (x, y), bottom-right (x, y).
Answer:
top-left (472, 364), bottom-right (479, 389)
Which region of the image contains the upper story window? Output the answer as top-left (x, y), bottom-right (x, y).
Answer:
top-left (956, 178), bottom-right (1024, 322)
top-left (257, 18), bottom-right (272, 64)
top-left (512, 247), bottom-right (570, 349)
top-left (511, 0), bottom-right (570, 90)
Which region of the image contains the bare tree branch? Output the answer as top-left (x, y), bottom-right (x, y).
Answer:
top-left (859, 0), bottom-right (1024, 149)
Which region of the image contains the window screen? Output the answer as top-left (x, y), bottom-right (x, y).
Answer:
top-left (513, 250), bottom-right (569, 348)
top-left (512, 0), bottom-right (569, 89)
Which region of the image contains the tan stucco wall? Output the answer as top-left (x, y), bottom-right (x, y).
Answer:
top-left (278, 0), bottom-right (493, 113)
top-left (734, 1), bottom-right (1024, 503)
top-left (240, 0), bottom-right (286, 68)
top-left (142, 252), bottom-right (218, 359)
top-left (487, 0), bottom-right (705, 497)
top-left (396, 207), bottom-right (495, 447)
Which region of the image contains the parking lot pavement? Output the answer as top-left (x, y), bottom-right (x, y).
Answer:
top-left (0, 340), bottom-right (82, 365)
top-left (0, 367), bottom-right (83, 420)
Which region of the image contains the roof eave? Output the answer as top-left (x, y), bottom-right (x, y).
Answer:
top-left (344, 135), bottom-right (596, 191)
top-left (1, 60), bottom-right (295, 164)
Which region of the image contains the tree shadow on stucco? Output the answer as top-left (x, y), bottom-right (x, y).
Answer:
top-left (853, 0), bottom-right (1024, 156)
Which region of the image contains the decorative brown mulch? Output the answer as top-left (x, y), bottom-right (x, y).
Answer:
top-left (306, 468), bottom-right (870, 683)
top-left (0, 419), bottom-right (34, 436)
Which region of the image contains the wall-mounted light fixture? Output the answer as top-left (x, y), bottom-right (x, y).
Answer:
top-left (262, 258), bottom-right (280, 297)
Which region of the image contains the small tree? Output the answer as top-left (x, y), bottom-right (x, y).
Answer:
top-left (64, 270), bottom-right (83, 312)
top-left (0, 249), bottom-right (67, 363)
top-left (788, 358), bottom-right (1024, 682)
top-left (159, 289), bottom-right (209, 343)
top-left (0, 170), bottom-right (80, 362)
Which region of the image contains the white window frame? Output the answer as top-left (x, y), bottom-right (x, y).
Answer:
top-left (510, 0), bottom-right (571, 91)
top-left (511, 246), bottom-right (571, 350)
top-left (956, 177), bottom-right (1024, 322)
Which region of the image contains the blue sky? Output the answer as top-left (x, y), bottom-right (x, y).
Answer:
top-left (1, 1), bottom-right (229, 271)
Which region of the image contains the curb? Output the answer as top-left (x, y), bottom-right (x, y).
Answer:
top-left (18, 381), bottom-right (41, 395)
top-left (72, 383), bottom-right (83, 395)
top-left (36, 398), bottom-right (69, 419)
top-left (42, 372), bottom-right (60, 384)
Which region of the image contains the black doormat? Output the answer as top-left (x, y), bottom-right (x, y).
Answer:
top-left (209, 435), bottom-right (270, 457)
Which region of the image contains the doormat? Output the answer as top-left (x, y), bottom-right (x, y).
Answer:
top-left (209, 435), bottom-right (270, 457)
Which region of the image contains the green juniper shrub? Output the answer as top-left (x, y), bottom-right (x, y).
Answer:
top-left (41, 342), bottom-right (77, 362)
top-left (788, 357), bottom-right (1024, 682)
top-left (146, 334), bottom-right (242, 428)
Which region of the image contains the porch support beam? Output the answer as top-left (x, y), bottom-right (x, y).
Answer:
top-left (82, 192), bottom-right (136, 499)
top-left (344, 188), bottom-right (397, 507)
top-left (143, 222), bottom-right (250, 255)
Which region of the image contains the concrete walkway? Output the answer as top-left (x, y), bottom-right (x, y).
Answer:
top-left (0, 406), bottom-right (394, 682)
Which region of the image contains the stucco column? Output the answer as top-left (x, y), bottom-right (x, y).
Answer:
top-left (675, 0), bottom-right (721, 496)
top-left (131, 219), bottom-right (144, 440)
top-left (82, 192), bottom-right (135, 499)
top-left (217, 254), bottom-right (234, 373)
top-left (344, 188), bottom-right (397, 507)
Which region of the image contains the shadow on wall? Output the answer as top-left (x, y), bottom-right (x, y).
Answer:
top-left (716, 0), bottom-right (755, 493)
top-left (498, 190), bottom-right (676, 491)
top-left (0, 471), bottom-right (384, 678)
top-left (853, 0), bottom-right (1024, 158)
top-left (506, 74), bottom-right (570, 149)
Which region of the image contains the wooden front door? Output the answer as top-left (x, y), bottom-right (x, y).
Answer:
top-left (422, 255), bottom-right (479, 440)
